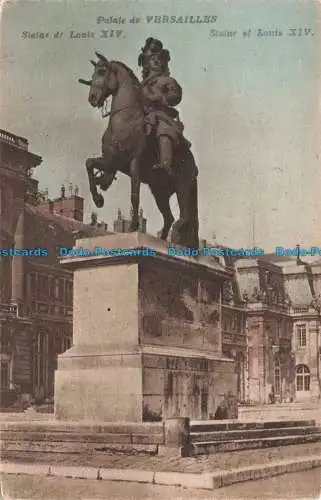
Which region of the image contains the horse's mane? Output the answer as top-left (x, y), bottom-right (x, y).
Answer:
top-left (110, 60), bottom-right (140, 86)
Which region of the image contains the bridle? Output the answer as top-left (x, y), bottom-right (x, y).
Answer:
top-left (99, 74), bottom-right (142, 118)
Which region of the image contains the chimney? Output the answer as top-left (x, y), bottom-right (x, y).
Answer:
top-left (36, 187), bottom-right (54, 214)
top-left (52, 184), bottom-right (84, 221)
top-left (90, 212), bottom-right (98, 226)
top-left (113, 209), bottom-right (124, 232)
top-left (138, 208), bottom-right (147, 233)
top-left (113, 208), bottom-right (146, 234)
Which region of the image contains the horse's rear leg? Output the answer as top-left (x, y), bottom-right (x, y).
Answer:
top-left (172, 180), bottom-right (199, 248)
top-left (150, 186), bottom-right (174, 240)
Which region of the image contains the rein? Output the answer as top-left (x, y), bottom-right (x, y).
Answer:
top-left (101, 97), bottom-right (145, 119)
top-left (101, 100), bottom-right (135, 119)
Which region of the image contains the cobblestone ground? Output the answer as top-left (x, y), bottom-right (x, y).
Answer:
top-left (2, 442), bottom-right (321, 473)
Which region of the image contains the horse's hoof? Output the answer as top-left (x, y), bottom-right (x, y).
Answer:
top-left (99, 172), bottom-right (116, 191)
top-left (159, 230), bottom-right (168, 241)
top-left (93, 193), bottom-right (104, 208)
top-left (86, 158), bottom-right (94, 169)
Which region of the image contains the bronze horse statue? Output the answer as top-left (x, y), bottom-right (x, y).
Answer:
top-left (79, 52), bottom-right (199, 248)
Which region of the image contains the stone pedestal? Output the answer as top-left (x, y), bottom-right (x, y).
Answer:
top-left (54, 233), bottom-right (238, 422)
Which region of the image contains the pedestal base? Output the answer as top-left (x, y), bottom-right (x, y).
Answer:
top-left (54, 233), bottom-right (238, 422)
top-left (55, 346), bottom-right (236, 422)
top-left (55, 349), bottom-right (143, 422)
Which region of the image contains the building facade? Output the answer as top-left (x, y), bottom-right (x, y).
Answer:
top-left (235, 258), bottom-right (294, 404)
top-left (220, 259), bottom-right (247, 403)
top-left (0, 130), bottom-right (109, 405)
top-left (283, 260), bottom-right (321, 401)
top-left (233, 255), bottom-right (321, 403)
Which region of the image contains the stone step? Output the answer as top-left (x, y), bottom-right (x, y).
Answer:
top-left (190, 419), bottom-right (316, 432)
top-left (0, 421), bottom-right (163, 435)
top-left (190, 426), bottom-right (321, 443)
top-left (187, 432), bottom-right (321, 456)
top-left (0, 439), bottom-right (158, 455)
top-left (239, 402), bottom-right (321, 409)
top-left (0, 413), bottom-right (52, 420)
top-left (0, 430), bottom-right (163, 445)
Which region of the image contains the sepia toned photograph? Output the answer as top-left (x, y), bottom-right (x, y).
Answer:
top-left (0, 0), bottom-right (320, 498)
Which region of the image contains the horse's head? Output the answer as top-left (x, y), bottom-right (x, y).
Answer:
top-left (79, 52), bottom-right (115, 108)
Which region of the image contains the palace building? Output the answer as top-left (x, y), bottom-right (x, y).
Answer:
top-left (232, 254), bottom-right (321, 403)
top-left (0, 129), bottom-right (110, 405)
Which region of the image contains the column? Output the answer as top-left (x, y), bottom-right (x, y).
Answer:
top-left (11, 210), bottom-right (25, 311)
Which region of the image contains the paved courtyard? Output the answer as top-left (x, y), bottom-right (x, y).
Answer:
top-left (2, 468), bottom-right (321, 499)
top-left (3, 442), bottom-right (321, 474)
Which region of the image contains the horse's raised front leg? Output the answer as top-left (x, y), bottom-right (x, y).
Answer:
top-left (86, 157), bottom-right (104, 208)
top-left (129, 156), bottom-right (140, 232)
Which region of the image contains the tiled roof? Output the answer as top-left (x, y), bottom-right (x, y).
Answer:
top-left (284, 275), bottom-right (313, 307)
top-left (259, 253), bottom-right (296, 264)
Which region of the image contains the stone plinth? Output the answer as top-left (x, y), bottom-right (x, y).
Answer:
top-left (54, 233), bottom-right (237, 422)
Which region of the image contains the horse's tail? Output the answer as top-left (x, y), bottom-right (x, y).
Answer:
top-left (180, 146), bottom-right (198, 177)
top-left (173, 150), bottom-right (199, 248)
top-left (183, 150), bottom-right (199, 242)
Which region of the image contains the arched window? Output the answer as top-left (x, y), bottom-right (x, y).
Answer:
top-left (296, 365), bottom-right (310, 391)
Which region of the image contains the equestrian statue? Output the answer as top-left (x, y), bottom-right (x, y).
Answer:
top-left (79, 37), bottom-right (199, 248)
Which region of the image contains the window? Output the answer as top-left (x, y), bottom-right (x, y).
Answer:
top-left (296, 324), bottom-right (307, 348)
top-left (296, 365), bottom-right (310, 391)
top-left (56, 278), bottom-right (65, 302)
top-left (29, 272), bottom-right (37, 297)
top-left (224, 312), bottom-right (232, 331)
top-left (166, 372), bottom-right (173, 398)
top-left (61, 336), bottom-right (71, 353)
top-left (49, 277), bottom-right (56, 300)
top-left (37, 275), bottom-right (49, 298)
top-left (0, 361), bottom-right (9, 389)
top-left (274, 360), bottom-right (281, 394)
top-left (33, 332), bottom-right (48, 394)
top-left (66, 280), bottom-right (73, 306)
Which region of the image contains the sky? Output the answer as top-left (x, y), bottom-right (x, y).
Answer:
top-left (0, 0), bottom-right (320, 252)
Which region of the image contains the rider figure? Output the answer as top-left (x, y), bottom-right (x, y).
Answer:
top-left (138, 38), bottom-right (189, 176)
